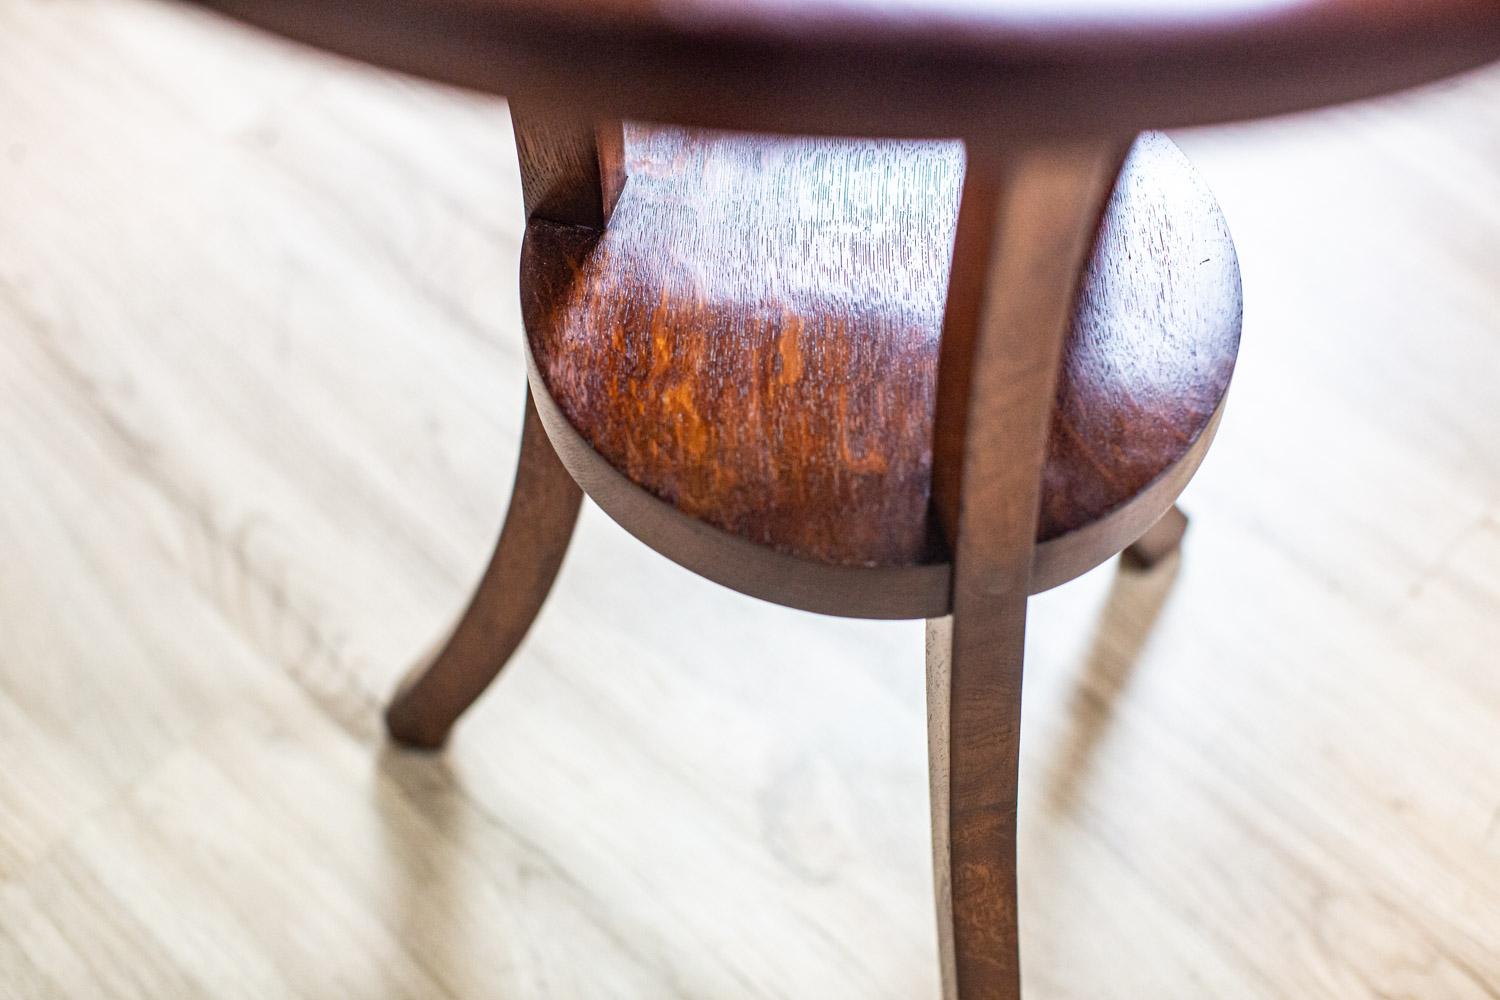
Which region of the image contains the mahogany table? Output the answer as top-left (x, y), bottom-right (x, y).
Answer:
top-left (175, 2), bottom-right (1500, 997)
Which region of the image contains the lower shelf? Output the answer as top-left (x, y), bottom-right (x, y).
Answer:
top-left (521, 126), bottom-right (1240, 612)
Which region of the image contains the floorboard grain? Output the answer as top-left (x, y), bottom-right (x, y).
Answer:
top-left (3, 2), bottom-right (1500, 997)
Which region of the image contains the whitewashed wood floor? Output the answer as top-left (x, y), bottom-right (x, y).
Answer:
top-left (3, 2), bottom-right (1500, 997)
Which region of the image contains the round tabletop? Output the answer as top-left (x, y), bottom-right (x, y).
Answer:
top-left (190, 0), bottom-right (1500, 140)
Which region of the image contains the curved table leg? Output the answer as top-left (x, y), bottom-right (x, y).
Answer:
top-left (385, 388), bottom-right (583, 749)
top-left (1122, 503), bottom-right (1189, 570)
top-left (927, 137), bottom-right (1130, 1000)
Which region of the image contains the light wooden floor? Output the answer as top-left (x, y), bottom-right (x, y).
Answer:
top-left (4, 2), bottom-right (1500, 997)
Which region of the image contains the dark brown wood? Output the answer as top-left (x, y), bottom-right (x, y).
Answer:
top-left (595, 119), bottom-right (627, 223)
top-left (523, 129), bottom-right (1238, 569)
top-left (1028, 403), bottom-right (1221, 595)
top-left (97, 5), bottom-right (1500, 997)
top-left (524, 342), bottom-right (1225, 618)
top-left (386, 389), bottom-right (582, 748)
top-left (383, 99), bottom-right (615, 748)
top-left (185, 0), bottom-right (1500, 146)
top-left (525, 125), bottom-right (958, 568)
top-left (526, 352), bottom-right (952, 618)
top-left (929, 134), bottom-right (1001, 548)
top-left (927, 140), bottom-right (1128, 1000)
top-left (1123, 503), bottom-right (1189, 569)
top-left (509, 102), bottom-right (623, 226)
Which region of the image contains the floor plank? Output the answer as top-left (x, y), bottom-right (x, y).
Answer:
top-left (3, 1), bottom-right (1500, 996)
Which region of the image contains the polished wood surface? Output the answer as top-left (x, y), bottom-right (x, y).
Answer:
top-left (182, 0), bottom-right (1500, 142)
top-left (523, 353), bottom-right (1222, 618)
top-left (6, 4), bottom-right (1500, 997)
top-left (385, 390), bottom-right (581, 749)
top-left (522, 127), bottom-right (1239, 568)
top-left (925, 140), bottom-right (1130, 1000)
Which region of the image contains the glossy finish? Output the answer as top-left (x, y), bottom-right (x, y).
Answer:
top-left (510, 103), bottom-right (626, 227)
top-left (13, 9), bottom-right (1500, 994)
top-left (523, 128), bottom-right (1239, 569)
top-left (185, 0), bottom-right (1500, 141)
top-left (526, 357), bottom-right (1223, 618)
top-left (154, 3), bottom-right (1482, 999)
top-left (385, 390), bottom-right (583, 749)
top-left (926, 141), bottom-right (1131, 999)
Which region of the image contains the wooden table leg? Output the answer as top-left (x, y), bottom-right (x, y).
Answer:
top-left (1122, 503), bottom-right (1189, 570)
top-left (385, 388), bottom-right (582, 749)
top-left (927, 138), bottom-right (1131, 999)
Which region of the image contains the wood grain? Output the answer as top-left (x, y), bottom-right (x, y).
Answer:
top-left (524, 344), bottom-right (1226, 617)
top-left (381, 102), bottom-right (622, 748)
top-left (927, 140), bottom-right (1130, 1000)
top-left (522, 127), bottom-right (1239, 568)
top-left (7, 3), bottom-right (1500, 999)
top-left (509, 103), bottom-right (624, 227)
